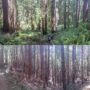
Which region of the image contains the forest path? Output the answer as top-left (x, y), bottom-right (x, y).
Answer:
top-left (0, 69), bottom-right (8, 90)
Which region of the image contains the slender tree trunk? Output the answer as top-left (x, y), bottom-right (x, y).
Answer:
top-left (51, 0), bottom-right (56, 33)
top-left (88, 0), bottom-right (90, 22)
top-left (66, 46), bottom-right (70, 84)
top-left (81, 46), bottom-right (84, 84)
top-left (87, 46), bottom-right (90, 77)
top-left (64, 0), bottom-right (67, 29)
top-left (72, 45), bottom-right (76, 83)
top-left (61, 45), bottom-right (66, 90)
top-left (41, 0), bottom-right (47, 35)
top-left (83, 0), bottom-right (88, 22)
top-left (67, 0), bottom-right (70, 29)
top-left (76, 0), bottom-right (79, 27)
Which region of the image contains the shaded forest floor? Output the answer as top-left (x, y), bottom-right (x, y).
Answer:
top-left (0, 23), bottom-right (90, 44)
top-left (0, 69), bottom-right (26, 90)
top-left (0, 69), bottom-right (90, 90)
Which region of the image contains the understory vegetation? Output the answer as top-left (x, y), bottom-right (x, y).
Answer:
top-left (0, 22), bottom-right (90, 44)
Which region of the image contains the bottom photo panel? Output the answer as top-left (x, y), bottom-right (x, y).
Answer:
top-left (0, 45), bottom-right (90, 90)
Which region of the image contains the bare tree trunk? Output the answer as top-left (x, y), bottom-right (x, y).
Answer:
top-left (64, 0), bottom-right (67, 29)
top-left (61, 45), bottom-right (66, 90)
top-left (83, 0), bottom-right (88, 22)
top-left (81, 46), bottom-right (84, 84)
top-left (66, 46), bottom-right (70, 84)
top-left (88, 0), bottom-right (90, 22)
top-left (51, 0), bottom-right (56, 33)
top-left (41, 0), bottom-right (47, 35)
top-left (72, 45), bottom-right (76, 83)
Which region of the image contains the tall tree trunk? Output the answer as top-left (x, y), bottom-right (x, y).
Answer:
top-left (0, 46), bottom-right (4, 67)
top-left (40, 45), bottom-right (44, 80)
top-left (81, 46), bottom-right (84, 84)
top-left (2, 0), bottom-right (17, 33)
top-left (64, 0), bottom-right (67, 29)
top-left (88, 0), bottom-right (90, 22)
top-left (61, 45), bottom-right (66, 90)
top-left (41, 0), bottom-right (47, 35)
top-left (83, 0), bottom-right (88, 22)
top-left (67, 0), bottom-right (70, 29)
top-left (51, 0), bottom-right (56, 33)
top-left (87, 46), bottom-right (90, 77)
top-left (72, 45), bottom-right (76, 83)
top-left (66, 46), bottom-right (70, 84)
top-left (76, 0), bottom-right (79, 27)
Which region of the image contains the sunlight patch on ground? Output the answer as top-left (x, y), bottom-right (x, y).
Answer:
top-left (82, 85), bottom-right (90, 90)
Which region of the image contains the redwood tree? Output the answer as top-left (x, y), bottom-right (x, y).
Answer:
top-left (2, 0), bottom-right (17, 33)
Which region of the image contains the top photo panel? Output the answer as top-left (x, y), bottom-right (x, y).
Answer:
top-left (0, 0), bottom-right (90, 45)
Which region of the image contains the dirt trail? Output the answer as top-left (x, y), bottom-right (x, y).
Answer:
top-left (0, 71), bottom-right (8, 90)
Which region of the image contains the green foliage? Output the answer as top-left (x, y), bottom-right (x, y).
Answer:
top-left (86, 23), bottom-right (90, 30)
top-left (53, 23), bottom-right (90, 44)
top-left (0, 29), bottom-right (48, 45)
top-left (0, 20), bottom-right (90, 44)
top-left (17, 0), bottom-right (41, 30)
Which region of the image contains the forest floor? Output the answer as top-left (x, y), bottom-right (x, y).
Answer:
top-left (0, 68), bottom-right (90, 90)
top-left (0, 69), bottom-right (26, 90)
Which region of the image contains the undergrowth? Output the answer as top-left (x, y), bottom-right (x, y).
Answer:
top-left (53, 22), bottom-right (90, 44)
top-left (0, 22), bottom-right (90, 44)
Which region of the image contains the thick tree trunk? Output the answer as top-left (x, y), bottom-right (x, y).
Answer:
top-left (2, 0), bottom-right (17, 33)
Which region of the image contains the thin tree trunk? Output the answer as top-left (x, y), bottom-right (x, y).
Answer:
top-left (61, 45), bottom-right (66, 90)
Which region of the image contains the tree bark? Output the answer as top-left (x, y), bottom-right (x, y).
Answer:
top-left (83, 0), bottom-right (88, 22)
top-left (61, 45), bottom-right (66, 90)
top-left (2, 0), bottom-right (17, 33)
top-left (51, 0), bottom-right (56, 33)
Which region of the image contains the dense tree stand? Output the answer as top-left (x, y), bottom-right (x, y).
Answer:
top-left (0, 46), bottom-right (90, 90)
